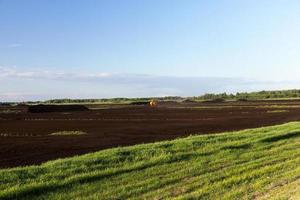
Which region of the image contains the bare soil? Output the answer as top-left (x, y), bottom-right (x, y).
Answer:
top-left (1, 100), bottom-right (300, 168)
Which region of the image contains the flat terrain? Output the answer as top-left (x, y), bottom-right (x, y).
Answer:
top-left (0, 122), bottom-right (299, 200)
top-left (1, 100), bottom-right (300, 168)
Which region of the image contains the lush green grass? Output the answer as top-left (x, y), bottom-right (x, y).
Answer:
top-left (0, 122), bottom-right (300, 200)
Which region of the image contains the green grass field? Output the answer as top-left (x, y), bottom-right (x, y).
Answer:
top-left (0, 122), bottom-right (300, 200)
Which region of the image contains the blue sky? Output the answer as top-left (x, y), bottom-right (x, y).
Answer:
top-left (0, 0), bottom-right (300, 101)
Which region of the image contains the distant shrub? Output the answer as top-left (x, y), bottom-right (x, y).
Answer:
top-left (238, 98), bottom-right (248, 102)
top-left (204, 98), bottom-right (225, 103)
top-left (182, 99), bottom-right (197, 103)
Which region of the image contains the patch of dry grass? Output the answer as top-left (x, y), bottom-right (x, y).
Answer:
top-left (266, 110), bottom-right (289, 113)
top-left (49, 131), bottom-right (87, 136)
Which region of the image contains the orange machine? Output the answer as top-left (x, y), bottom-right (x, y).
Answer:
top-left (149, 100), bottom-right (157, 107)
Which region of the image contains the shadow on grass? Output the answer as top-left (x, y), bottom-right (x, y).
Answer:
top-left (221, 143), bottom-right (252, 150)
top-left (261, 131), bottom-right (300, 143)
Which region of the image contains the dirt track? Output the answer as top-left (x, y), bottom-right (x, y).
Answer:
top-left (1, 100), bottom-right (300, 168)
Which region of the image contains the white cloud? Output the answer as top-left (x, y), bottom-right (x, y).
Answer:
top-left (0, 92), bottom-right (37, 102)
top-left (1, 66), bottom-right (300, 101)
top-left (0, 66), bottom-right (111, 80)
top-left (7, 43), bottom-right (22, 48)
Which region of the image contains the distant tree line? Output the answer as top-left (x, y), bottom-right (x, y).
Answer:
top-left (191, 89), bottom-right (300, 101)
top-left (41, 90), bottom-right (300, 104)
top-left (2, 90), bottom-right (300, 104)
top-left (41, 96), bottom-right (185, 104)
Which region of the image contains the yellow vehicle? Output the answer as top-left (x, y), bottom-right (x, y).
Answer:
top-left (149, 100), bottom-right (157, 107)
